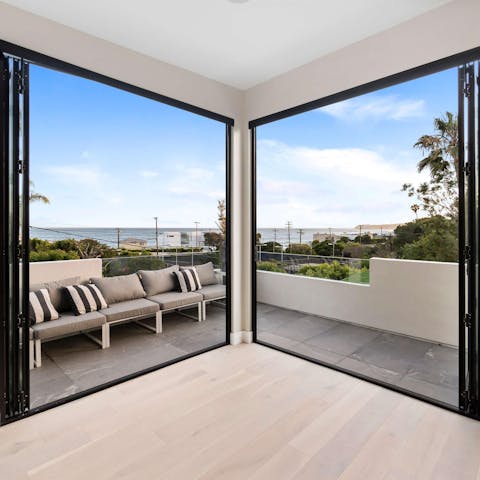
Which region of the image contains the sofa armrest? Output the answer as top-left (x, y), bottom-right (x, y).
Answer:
top-left (213, 269), bottom-right (226, 285)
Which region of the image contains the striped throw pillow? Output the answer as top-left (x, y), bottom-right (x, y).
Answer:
top-left (29, 289), bottom-right (59, 324)
top-left (174, 268), bottom-right (202, 293)
top-left (65, 284), bottom-right (108, 316)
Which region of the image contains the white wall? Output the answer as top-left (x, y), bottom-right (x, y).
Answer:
top-left (30, 258), bottom-right (102, 284)
top-left (245, 0), bottom-right (480, 120)
top-left (0, 3), bottom-right (242, 119)
top-left (257, 258), bottom-right (459, 346)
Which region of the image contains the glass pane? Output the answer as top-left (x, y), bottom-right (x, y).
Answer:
top-left (28, 65), bottom-right (228, 408)
top-left (256, 67), bottom-right (460, 407)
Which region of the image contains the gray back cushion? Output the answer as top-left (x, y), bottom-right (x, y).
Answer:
top-left (30, 276), bottom-right (81, 313)
top-left (91, 273), bottom-right (146, 305)
top-left (182, 262), bottom-right (217, 286)
top-left (138, 265), bottom-right (179, 296)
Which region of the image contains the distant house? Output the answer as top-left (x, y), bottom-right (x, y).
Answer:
top-left (120, 238), bottom-right (148, 250)
top-left (313, 232), bottom-right (342, 242)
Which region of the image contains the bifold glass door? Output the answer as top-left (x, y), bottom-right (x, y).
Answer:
top-left (459, 61), bottom-right (479, 416)
top-left (0, 54), bottom-right (30, 421)
top-left (252, 54), bottom-right (479, 418)
top-left (1, 45), bottom-right (231, 423)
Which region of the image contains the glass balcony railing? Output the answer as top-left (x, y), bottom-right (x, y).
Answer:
top-left (256, 249), bottom-right (369, 284)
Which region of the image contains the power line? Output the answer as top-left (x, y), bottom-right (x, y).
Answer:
top-left (297, 228), bottom-right (304, 244)
top-left (29, 226), bottom-right (155, 249)
top-left (286, 221), bottom-right (292, 250)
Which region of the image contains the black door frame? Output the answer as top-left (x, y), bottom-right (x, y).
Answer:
top-left (0, 40), bottom-right (234, 425)
top-left (250, 47), bottom-right (480, 420)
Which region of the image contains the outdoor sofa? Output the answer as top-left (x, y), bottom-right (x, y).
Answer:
top-left (29, 262), bottom-right (226, 368)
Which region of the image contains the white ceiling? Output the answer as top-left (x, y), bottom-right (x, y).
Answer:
top-left (1, 0), bottom-right (451, 89)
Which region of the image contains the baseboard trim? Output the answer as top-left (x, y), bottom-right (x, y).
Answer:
top-left (230, 331), bottom-right (253, 345)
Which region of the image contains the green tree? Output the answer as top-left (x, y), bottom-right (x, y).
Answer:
top-left (398, 216), bottom-right (457, 262)
top-left (402, 112), bottom-right (458, 219)
top-left (76, 239), bottom-right (116, 259)
top-left (204, 231), bottom-right (224, 249)
top-left (393, 220), bottom-right (426, 251)
top-left (354, 234), bottom-right (372, 243)
top-left (261, 241), bottom-right (282, 252)
top-left (297, 261), bottom-right (351, 281)
top-left (256, 261), bottom-right (286, 273)
top-left (311, 240), bottom-right (333, 256)
top-left (285, 243), bottom-right (311, 255)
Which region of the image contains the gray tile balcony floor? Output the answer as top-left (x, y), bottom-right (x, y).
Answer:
top-left (257, 303), bottom-right (459, 406)
top-left (30, 305), bottom-right (226, 408)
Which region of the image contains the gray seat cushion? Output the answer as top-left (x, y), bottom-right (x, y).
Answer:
top-left (147, 291), bottom-right (202, 310)
top-left (181, 262), bottom-right (217, 286)
top-left (91, 274), bottom-right (146, 304)
top-left (137, 265), bottom-right (179, 296)
top-left (32, 311), bottom-right (106, 340)
top-left (197, 284), bottom-right (226, 301)
top-left (99, 298), bottom-right (159, 323)
top-left (30, 276), bottom-right (81, 312)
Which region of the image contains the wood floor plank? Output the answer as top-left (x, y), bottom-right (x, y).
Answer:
top-left (0, 344), bottom-right (478, 480)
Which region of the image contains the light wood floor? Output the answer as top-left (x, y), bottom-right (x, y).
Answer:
top-left (1, 344), bottom-right (480, 480)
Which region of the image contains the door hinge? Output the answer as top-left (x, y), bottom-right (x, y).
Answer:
top-left (1, 65), bottom-right (9, 82)
top-left (16, 244), bottom-right (24, 260)
top-left (464, 162), bottom-right (471, 176)
top-left (464, 245), bottom-right (471, 260)
top-left (461, 390), bottom-right (471, 410)
top-left (17, 312), bottom-right (27, 329)
top-left (15, 69), bottom-right (25, 94)
top-left (17, 159), bottom-right (24, 174)
top-left (17, 391), bottom-right (28, 412)
top-left (464, 313), bottom-right (472, 328)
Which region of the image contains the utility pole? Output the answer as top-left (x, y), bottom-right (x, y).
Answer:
top-left (273, 228), bottom-right (278, 246)
top-left (286, 221), bottom-right (292, 251)
top-left (298, 228), bottom-right (304, 244)
top-left (154, 217), bottom-right (159, 256)
top-left (194, 221), bottom-right (200, 248)
top-left (359, 225), bottom-right (362, 244)
top-left (117, 227), bottom-right (120, 249)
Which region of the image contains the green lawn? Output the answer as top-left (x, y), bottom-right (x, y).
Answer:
top-left (344, 270), bottom-right (370, 284)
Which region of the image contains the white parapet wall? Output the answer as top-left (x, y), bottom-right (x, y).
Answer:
top-left (30, 258), bottom-right (103, 284)
top-left (257, 258), bottom-right (459, 347)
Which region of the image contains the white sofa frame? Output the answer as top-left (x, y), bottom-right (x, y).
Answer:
top-left (30, 323), bottom-right (110, 369)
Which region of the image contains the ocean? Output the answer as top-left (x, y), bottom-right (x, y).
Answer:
top-left (30, 226), bottom-right (394, 248)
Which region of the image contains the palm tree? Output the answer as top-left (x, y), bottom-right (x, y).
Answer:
top-left (29, 181), bottom-right (50, 204)
top-left (411, 204), bottom-right (420, 220)
top-left (402, 112), bottom-right (458, 219)
top-left (414, 111), bottom-right (458, 181)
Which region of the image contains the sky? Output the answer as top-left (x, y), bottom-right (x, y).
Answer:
top-left (29, 65), bottom-right (226, 229)
top-left (257, 66), bottom-right (458, 228)
top-left (29, 64), bottom-right (458, 230)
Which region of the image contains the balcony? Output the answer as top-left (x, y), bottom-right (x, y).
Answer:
top-left (29, 256), bottom-right (227, 408)
top-left (257, 257), bottom-right (458, 406)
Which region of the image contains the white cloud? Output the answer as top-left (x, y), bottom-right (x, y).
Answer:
top-left (256, 140), bottom-right (427, 227)
top-left (183, 167), bottom-right (215, 181)
top-left (321, 95), bottom-right (425, 122)
top-left (139, 170), bottom-right (159, 178)
top-left (45, 165), bottom-right (103, 186)
top-left (165, 165), bottom-right (222, 200)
